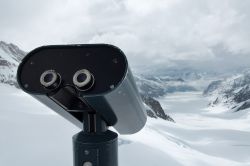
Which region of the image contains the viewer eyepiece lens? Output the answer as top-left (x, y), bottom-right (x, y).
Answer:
top-left (40, 70), bottom-right (61, 89)
top-left (44, 73), bottom-right (54, 83)
top-left (77, 73), bottom-right (87, 83)
top-left (73, 69), bottom-right (94, 91)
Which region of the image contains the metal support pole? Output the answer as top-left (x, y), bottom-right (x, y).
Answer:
top-left (73, 113), bottom-right (118, 166)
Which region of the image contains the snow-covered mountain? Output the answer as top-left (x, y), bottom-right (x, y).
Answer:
top-left (142, 95), bottom-right (174, 122)
top-left (0, 41), bottom-right (25, 86)
top-left (204, 70), bottom-right (250, 112)
top-left (135, 75), bottom-right (197, 98)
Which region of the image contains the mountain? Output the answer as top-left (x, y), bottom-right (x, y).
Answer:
top-left (204, 70), bottom-right (250, 112)
top-left (0, 41), bottom-right (174, 121)
top-left (142, 95), bottom-right (174, 122)
top-left (135, 75), bottom-right (197, 98)
top-left (0, 41), bottom-right (25, 86)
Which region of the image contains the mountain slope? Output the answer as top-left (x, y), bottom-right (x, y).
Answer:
top-left (204, 70), bottom-right (250, 112)
top-left (0, 41), bottom-right (25, 86)
top-left (142, 95), bottom-right (174, 122)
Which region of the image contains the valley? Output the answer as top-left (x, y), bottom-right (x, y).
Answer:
top-left (1, 84), bottom-right (249, 166)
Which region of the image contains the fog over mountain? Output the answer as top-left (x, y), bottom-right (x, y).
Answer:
top-left (0, 0), bottom-right (250, 73)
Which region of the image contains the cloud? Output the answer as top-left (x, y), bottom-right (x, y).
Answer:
top-left (0, 0), bottom-right (249, 72)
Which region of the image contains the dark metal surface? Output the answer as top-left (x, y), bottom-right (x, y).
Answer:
top-left (17, 44), bottom-right (127, 95)
top-left (73, 130), bottom-right (118, 166)
top-left (17, 44), bottom-right (147, 134)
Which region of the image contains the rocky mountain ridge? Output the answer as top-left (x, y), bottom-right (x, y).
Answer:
top-left (204, 70), bottom-right (250, 112)
top-left (135, 75), bottom-right (197, 98)
top-left (0, 41), bottom-right (25, 86)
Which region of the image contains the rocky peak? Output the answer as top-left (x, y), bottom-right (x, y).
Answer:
top-left (141, 95), bottom-right (174, 122)
top-left (204, 70), bottom-right (250, 112)
top-left (0, 41), bottom-right (26, 63)
top-left (0, 41), bottom-right (26, 86)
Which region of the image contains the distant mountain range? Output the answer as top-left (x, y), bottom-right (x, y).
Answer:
top-left (135, 75), bottom-right (197, 98)
top-left (204, 70), bottom-right (250, 112)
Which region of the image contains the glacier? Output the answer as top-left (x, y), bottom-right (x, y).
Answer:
top-left (1, 84), bottom-right (250, 166)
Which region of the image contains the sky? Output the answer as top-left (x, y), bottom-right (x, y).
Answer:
top-left (0, 0), bottom-right (250, 73)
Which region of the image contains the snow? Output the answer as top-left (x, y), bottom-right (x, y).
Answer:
top-left (0, 84), bottom-right (250, 166)
top-left (0, 65), bottom-right (17, 84)
top-left (0, 48), bottom-right (18, 65)
top-left (0, 41), bottom-right (25, 65)
top-left (204, 71), bottom-right (250, 112)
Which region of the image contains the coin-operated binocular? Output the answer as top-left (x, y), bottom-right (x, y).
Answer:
top-left (17, 44), bottom-right (147, 166)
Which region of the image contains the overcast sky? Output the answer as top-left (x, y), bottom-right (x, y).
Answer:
top-left (0, 0), bottom-right (249, 73)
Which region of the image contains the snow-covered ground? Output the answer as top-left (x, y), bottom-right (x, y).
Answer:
top-left (1, 84), bottom-right (250, 166)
